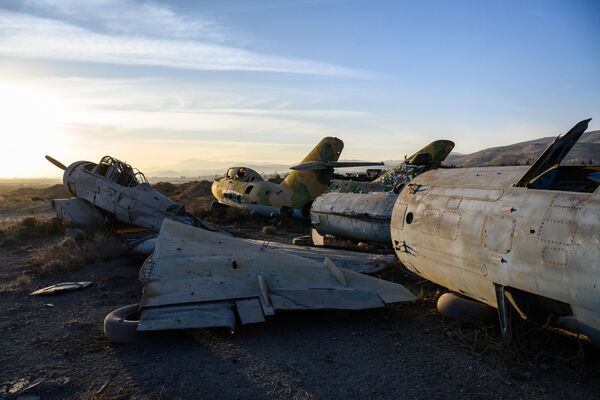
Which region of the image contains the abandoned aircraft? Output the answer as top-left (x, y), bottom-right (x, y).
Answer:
top-left (328, 140), bottom-right (455, 193)
top-left (211, 137), bottom-right (382, 218)
top-left (45, 155), bottom-right (216, 233)
top-left (391, 119), bottom-right (600, 345)
top-left (310, 140), bottom-right (454, 246)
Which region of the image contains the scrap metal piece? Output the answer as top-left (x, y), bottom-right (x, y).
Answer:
top-left (52, 198), bottom-right (106, 230)
top-left (137, 219), bottom-right (415, 331)
top-left (30, 281), bottom-right (92, 296)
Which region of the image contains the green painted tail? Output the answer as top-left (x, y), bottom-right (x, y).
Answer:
top-left (372, 140), bottom-right (455, 191)
top-left (406, 139), bottom-right (455, 165)
top-left (282, 137), bottom-right (344, 208)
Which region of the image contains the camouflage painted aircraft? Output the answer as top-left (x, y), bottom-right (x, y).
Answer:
top-left (211, 137), bottom-right (383, 218)
top-left (328, 140), bottom-right (455, 193)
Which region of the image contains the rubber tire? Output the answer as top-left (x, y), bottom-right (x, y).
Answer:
top-left (437, 293), bottom-right (496, 323)
top-left (104, 303), bottom-right (141, 344)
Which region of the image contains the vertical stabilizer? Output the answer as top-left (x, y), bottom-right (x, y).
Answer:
top-left (282, 137), bottom-right (344, 208)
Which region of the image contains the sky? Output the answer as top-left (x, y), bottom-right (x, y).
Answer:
top-left (0, 0), bottom-right (599, 178)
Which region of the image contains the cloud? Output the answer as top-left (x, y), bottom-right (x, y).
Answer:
top-left (0, 7), bottom-right (367, 76)
top-left (23, 0), bottom-right (230, 42)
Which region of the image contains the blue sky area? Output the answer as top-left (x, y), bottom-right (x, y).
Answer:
top-left (0, 0), bottom-right (598, 177)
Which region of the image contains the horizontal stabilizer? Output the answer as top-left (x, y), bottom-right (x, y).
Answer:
top-left (290, 161), bottom-right (384, 170)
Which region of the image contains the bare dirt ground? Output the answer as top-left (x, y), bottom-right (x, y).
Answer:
top-left (1, 183), bottom-right (600, 400)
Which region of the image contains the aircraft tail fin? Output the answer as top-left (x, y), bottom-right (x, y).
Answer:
top-left (516, 119), bottom-right (591, 187)
top-left (405, 140), bottom-right (455, 166)
top-left (282, 137), bottom-right (344, 205)
top-left (372, 140), bottom-right (455, 191)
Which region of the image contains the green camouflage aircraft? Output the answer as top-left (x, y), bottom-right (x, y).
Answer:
top-left (211, 137), bottom-right (382, 218)
top-left (328, 140), bottom-right (455, 193)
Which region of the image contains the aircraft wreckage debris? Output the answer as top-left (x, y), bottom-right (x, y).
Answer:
top-left (30, 281), bottom-right (92, 296)
top-left (103, 219), bottom-right (415, 342)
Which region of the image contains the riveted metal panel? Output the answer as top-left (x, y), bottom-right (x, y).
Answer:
top-left (420, 209), bottom-right (440, 235)
top-left (439, 211), bottom-right (461, 241)
top-left (482, 215), bottom-right (516, 254)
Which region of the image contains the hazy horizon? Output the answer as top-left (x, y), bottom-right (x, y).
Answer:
top-left (1, 0), bottom-right (599, 178)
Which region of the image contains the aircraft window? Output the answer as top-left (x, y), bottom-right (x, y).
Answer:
top-left (245, 185), bottom-right (254, 194)
top-left (96, 164), bottom-right (109, 176)
top-left (237, 168), bottom-right (246, 178)
top-left (84, 163), bottom-right (95, 172)
top-left (528, 166), bottom-right (599, 193)
top-left (227, 168), bottom-right (236, 179)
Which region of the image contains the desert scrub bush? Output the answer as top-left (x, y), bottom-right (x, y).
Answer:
top-left (0, 273), bottom-right (32, 293)
top-left (0, 217), bottom-right (64, 246)
top-left (28, 233), bottom-right (127, 276)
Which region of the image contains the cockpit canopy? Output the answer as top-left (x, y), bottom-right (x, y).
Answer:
top-left (225, 167), bottom-right (264, 182)
top-left (88, 156), bottom-right (148, 187)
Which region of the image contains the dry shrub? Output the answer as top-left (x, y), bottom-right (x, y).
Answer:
top-left (3, 184), bottom-right (69, 202)
top-left (0, 217), bottom-right (64, 246)
top-left (261, 225), bottom-right (277, 235)
top-left (0, 274), bottom-right (32, 293)
top-left (185, 203), bottom-right (211, 219)
top-left (218, 206), bottom-right (252, 222)
top-left (28, 233), bottom-right (126, 276)
top-left (152, 181), bottom-right (178, 197)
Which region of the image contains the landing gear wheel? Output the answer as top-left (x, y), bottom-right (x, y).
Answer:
top-left (104, 303), bottom-right (141, 344)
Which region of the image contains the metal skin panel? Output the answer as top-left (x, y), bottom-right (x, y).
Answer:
top-left (139, 302), bottom-right (236, 331)
top-left (392, 166), bottom-right (600, 337)
top-left (310, 192), bottom-right (397, 243)
top-left (51, 198), bottom-right (105, 229)
top-left (138, 220), bottom-right (415, 331)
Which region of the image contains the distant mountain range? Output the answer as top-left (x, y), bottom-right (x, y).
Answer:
top-left (146, 130), bottom-right (600, 178)
top-left (147, 160), bottom-right (291, 179)
top-left (444, 130), bottom-right (600, 167)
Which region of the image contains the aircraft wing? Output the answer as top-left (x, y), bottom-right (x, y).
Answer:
top-left (290, 161), bottom-right (384, 170)
top-left (137, 219), bottom-right (415, 331)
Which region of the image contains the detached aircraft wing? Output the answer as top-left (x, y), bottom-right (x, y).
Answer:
top-left (137, 219), bottom-right (415, 331)
top-left (290, 161), bottom-right (384, 171)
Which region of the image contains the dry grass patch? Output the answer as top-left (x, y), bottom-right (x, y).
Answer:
top-left (0, 274), bottom-right (33, 293)
top-left (0, 217), bottom-right (64, 246)
top-left (28, 233), bottom-right (127, 276)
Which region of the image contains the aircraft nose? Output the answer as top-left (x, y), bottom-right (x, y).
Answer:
top-left (210, 180), bottom-right (222, 199)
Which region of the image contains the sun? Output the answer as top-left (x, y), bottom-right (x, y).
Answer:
top-left (0, 81), bottom-right (71, 178)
